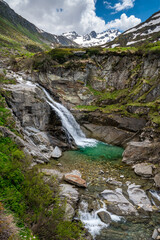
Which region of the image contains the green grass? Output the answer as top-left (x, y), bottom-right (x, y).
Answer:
top-left (0, 16), bottom-right (50, 58)
top-left (104, 41), bottom-right (160, 54)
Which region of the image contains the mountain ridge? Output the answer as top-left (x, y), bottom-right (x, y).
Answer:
top-left (104, 10), bottom-right (160, 48)
top-left (62, 29), bottom-right (121, 47)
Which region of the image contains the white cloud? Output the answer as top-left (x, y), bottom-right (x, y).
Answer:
top-left (4, 0), bottom-right (141, 34)
top-left (106, 13), bottom-right (141, 31)
top-left (5, 0), bottom-right (107, 35)
top-left (105, 0), bottom-right (135, 12)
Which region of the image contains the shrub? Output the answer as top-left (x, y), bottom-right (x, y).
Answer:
top-left (25, 44), bottom-right (43, 53)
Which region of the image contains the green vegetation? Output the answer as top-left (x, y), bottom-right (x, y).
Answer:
top-left (104, 41), bottom-right (160, 54)
top-left (0, 16), bottom-right (50, 58)
top-left (0, 79), bottom-right (83, 239)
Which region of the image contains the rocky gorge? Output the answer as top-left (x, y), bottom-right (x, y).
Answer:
top-left (0, 47), bottom-right (160, 240)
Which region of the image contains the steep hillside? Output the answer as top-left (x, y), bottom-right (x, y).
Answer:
top-left (62, 29), bottom-right (121, 47)
top-left (105, 11), bottom-right (160, 48)
top-left (0, 0), bottom-right (77, 56)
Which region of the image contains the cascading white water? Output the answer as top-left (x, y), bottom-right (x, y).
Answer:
top-left (40, 86), bottom-right (98, 147)
top-left (79, 200), bottom-right (124, 239)
top-left (14, 76), bottom-right (98, 147)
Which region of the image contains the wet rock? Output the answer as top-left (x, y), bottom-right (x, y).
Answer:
top-left (106, 178), bottom-right (122, 187)
top-left (51, 146), bottom-right (62, 158)
top-left (122, 141), bottom-right (160, 165)
top-left (154, 173), bottom-right (160, 188)
top-left (127, 184), bottom-right (152, 212)
top-left (101, 188), bottom-right (137, 216)
top-left (149, 190), bottom-right (160, 207)
top-left (64, 174), bottom-right (87, 188)
top-left (133, 163), bottom-right (154, 178)
top-left (97, 211), bottom-right (112, 224)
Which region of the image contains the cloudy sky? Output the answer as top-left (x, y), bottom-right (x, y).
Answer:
top-left (4, 0), bottom-right (160, 35)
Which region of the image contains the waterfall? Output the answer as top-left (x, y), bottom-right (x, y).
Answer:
top-left (14, 75), bottom-right (97, 147)
top-left (39, 86), bottom-right (98, 147)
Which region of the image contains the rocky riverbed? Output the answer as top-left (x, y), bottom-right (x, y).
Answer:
top-left (0, 53), bottom-right (160, 240)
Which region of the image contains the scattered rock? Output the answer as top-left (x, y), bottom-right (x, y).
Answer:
top-left (57, 163), bottom-right (62, 167)
top-left (120, 175), bottom-right (124, 178)
top-left (154, 173), bottom-right (160, 188)
top-left (127, 183), bottom-right (152, 212)
top-left (101, 188), bottom-right (137, 216)
top-left (99, 170), bottom-right (104, 175)
top-left (51, 146), bottom-right (62, 159)
top-left (133, 163), bottom-right (154, 178)
top-left (64, 174), bottom-right (87, 188)
top-left (97, 211), bottom-right (112, 224)
top-left (152, 228), bottom-right (158, 239)
top-left (106, 178), bottom-right (122, 187)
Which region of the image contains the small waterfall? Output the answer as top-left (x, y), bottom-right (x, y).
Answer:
top-left (79, 200), bottom-right (124, 239)
top-left (40, 86), bottom-right (98, 147)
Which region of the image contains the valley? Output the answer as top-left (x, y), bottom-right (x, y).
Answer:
top-left (0, 1), bottom-right (160, 240)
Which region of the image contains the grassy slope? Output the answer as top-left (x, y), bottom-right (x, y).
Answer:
top-left (0, 16), bottom-right (50, 58)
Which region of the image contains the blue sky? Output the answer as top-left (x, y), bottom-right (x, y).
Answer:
top-left (96, 0), bottom-right (160, 24)
top-left (4, 0), bottom-right (160, 35)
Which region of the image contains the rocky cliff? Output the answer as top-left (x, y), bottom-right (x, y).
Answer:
top-left (16, 49), bottom-right (159, 147)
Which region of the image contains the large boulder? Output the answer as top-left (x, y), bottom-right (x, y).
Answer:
top-left (133, 163), bottom-right (154, 178)
top-left (122, 141), bottom-right (160, 165)
top-left (59, 184), bottom-right (79, 221)
top-left (127, 184), bottom-right (152, 212)
top-left (64, 174), bottom-right (87, 188)
top-left (101, 188), bottom-right (137, 216)
top-left (51, 146), bottom-right (62, 158)
top-left (97, 211), bottom-right (112, 224)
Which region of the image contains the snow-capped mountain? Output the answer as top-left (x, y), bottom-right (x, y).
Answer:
top-left (62, 29), bottom-right (121, 47)
top-left (105, 10), bottom-right (160, 48)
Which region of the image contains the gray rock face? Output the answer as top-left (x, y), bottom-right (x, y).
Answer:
top-left (59, 183), bottom-right (79, 220)
top-left (133, 163), bottom-right (154, 178)
top-left (101, 188), bottom-right (137, 216)
top-left (127, 184), bottom-right (152, 212)
top-left (83, 124), bottom-right (134, 147)
top-left (122, 141), bottom-right (160, 165)
top-left (59, 184), bottom-right (79, 204)
top-left (3, 76), bottom-right (74, 162)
